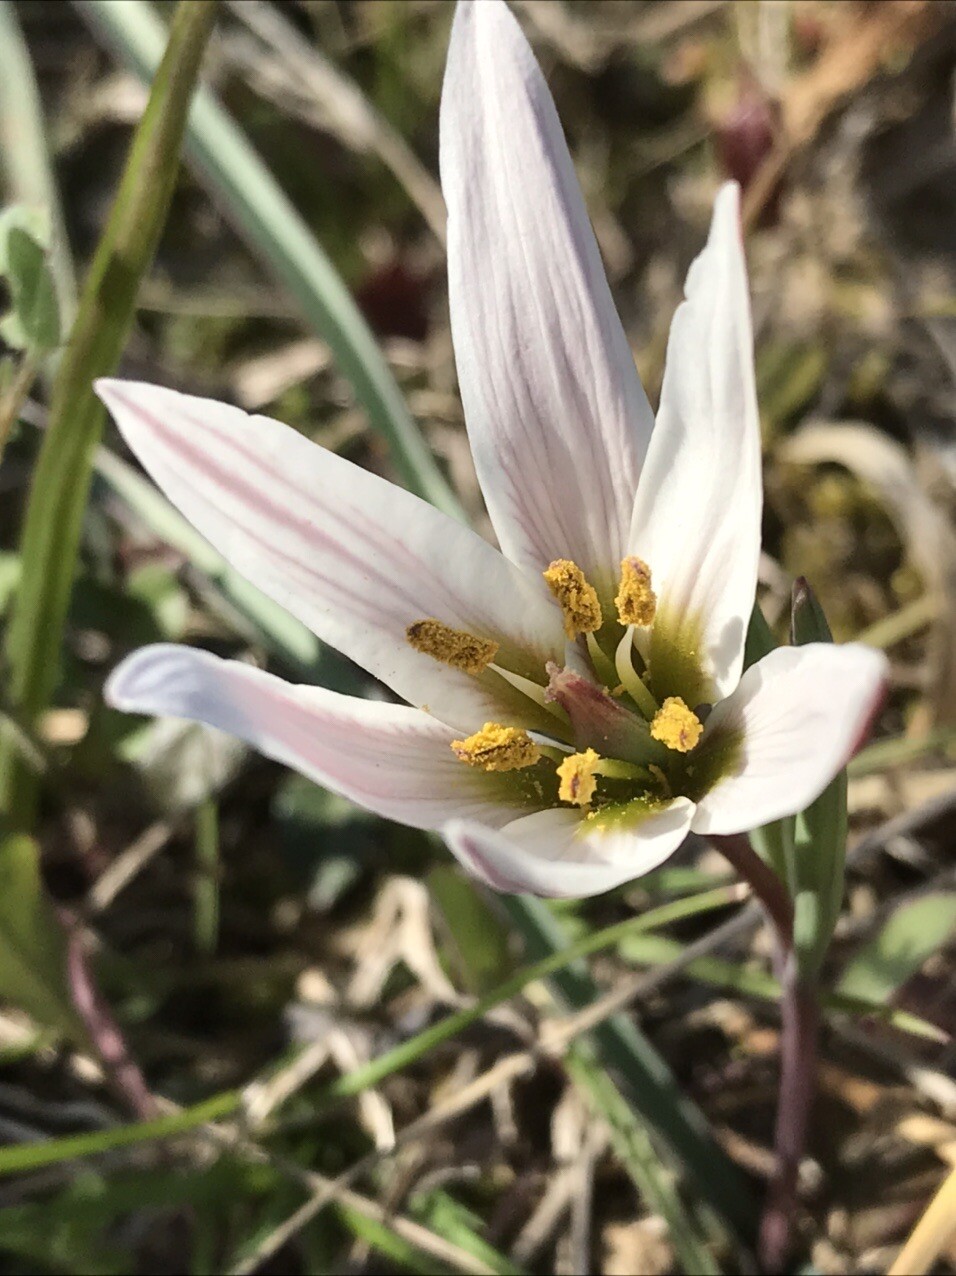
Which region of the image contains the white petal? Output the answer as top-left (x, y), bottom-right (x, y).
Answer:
top-left (97, 380), bottom-right (565, 735)
top-left (106, 644), bottom-right (532, 831)
top-left (692, 644), bottom-right (888, 835)
top-left (628, 183), bottom-right (761, 702)
top-left (440, 0), bottom-right (654, 595)
top-left (444, 797), bottom-right (695, 898)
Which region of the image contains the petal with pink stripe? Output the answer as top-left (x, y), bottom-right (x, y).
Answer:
top-left (97, 380), bottom-right (565, 735)
top-left (440, 0), bottom-right (654, 599)
top-left (106, 644), bottom-right (535, 831)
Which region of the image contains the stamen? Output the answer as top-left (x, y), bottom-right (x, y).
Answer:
top-left (406, 619), bottom-right (498, 674)
top-left (614, 630), bottom-right (659, 721)
top-left (489, 664), bottom-right (567, 722)
top-left (451, 723), bottom-right (540, 771)
top-left (650, 697), bottom-right (703, 753)
top-left (585, 631), bottom-right (619, 689)
top-left (543, 560), bottom-right (602, 640)
top-left (557, 749), bottom-right (600, 806)
top-left (615, 557), bottom-right (657, 627)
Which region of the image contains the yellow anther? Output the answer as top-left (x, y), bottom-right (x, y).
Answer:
top-left (650, 697), bottom-right (703, 753)
top-left (451, 723), bottom-right (540, 772)
top-left (406, 619), bottom-right (499, 675)
top-left (557, 749), bottom-right (600, 806)
top-left (615, 557), bottom-right (657, 627)
top-left (543, 559), bottom-right (602, 640)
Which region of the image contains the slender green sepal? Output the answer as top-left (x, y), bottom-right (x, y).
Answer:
top-left (789, 576), bottom-right (849, 978)
top-left (743, 601), bottom-right (795, 880)
top-left (0, 0), bottom-right (218, 829)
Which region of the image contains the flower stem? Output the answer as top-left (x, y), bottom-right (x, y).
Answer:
top-left (758, 951), bottom-right (820, 1272)
top-left (711, 832), bottom-right (793, 945)
top-left (712, 832), bottom-right (820, 1270)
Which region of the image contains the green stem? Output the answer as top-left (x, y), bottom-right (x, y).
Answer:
top-left (0, 0), bottom-right (217, 830)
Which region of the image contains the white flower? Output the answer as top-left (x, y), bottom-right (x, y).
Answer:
top-left (98, 0), bottom-right (887, 899)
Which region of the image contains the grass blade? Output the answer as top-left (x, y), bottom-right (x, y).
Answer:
top-left (0, 0), bottom-right (217, 830)
top-left (0, 1090), bottom-right (240, 1177)
top-left (78, 0), bottom-right (463, 523)
top-left (0, 2), bottom-right (77, 325)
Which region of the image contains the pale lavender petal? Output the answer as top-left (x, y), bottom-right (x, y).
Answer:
top-left (106, 644), bottom-right (533, 830)
top-left (97, 380), bottom-right (565, 735)
top-left (629, 183), bottom-right (762, 700)
top-left (692, 643), bottom-right (888, 835)
top-left (441, 0), bottom-right (654, 595)
top-left (444, 797), bottom-right (695, 898)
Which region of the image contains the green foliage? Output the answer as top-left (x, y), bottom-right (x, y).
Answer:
top-left (836, 892), bottom-right (956, 1006)
top-left (789, 578), bottom-right (850, 979)
top-left (0, 212), bottom-right (60, 353)
top-left (0, 0), bottom-right (218, 830)
top-left (0, 834), bottom-right (83, 1041)
top-left (428, 864), bottom-right (514, 993)
top-left (81, 0), bottom-right (463, 523)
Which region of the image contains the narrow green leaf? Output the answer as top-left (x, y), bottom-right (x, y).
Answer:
top-left (0, 0), bottom-right (217, 830)
top-left (0, 834), bottom-right (84, 1040)
top-left (410, 1190), bottom-right (524, 1276)
top-left (428, 865), bottom-right (513, 994)
top-left (742, 598), bottom-right (776, 671)
top-left (618, 932), bottom-right (946, 1040)
top-left (78, 0), bottom-right (463, 523)
top-left (334, 1204), bottom-right (451, 1276)
top-left (0, 1090), bottom-right (240, 1177)
top-left (835, 892), bottom-right (956, 1006)
top-left (0, 4), bottom-right (77, 328)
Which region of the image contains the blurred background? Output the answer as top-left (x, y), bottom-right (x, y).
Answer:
top-left (1, 1), bottom-right (955, 1272)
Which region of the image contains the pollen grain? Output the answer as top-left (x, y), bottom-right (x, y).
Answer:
top-left (557, 749), bottom-right (600, 806)
top-left (543, 559), bottom-right (602, 640)
top-left (650, 697), bottom-right (703, 753)
top-left (451, 723), bottom-right (540, 772)
top-left (615, 557), bottom-right (657, 627)
top-left (406, 618), bottom-right (499, 674)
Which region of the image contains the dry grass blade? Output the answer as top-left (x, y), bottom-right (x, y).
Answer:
top-left (781, 420), bottom-right (956, 727)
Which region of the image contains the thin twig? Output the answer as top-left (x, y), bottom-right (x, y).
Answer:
top-left (61, 914), bottom-right (158, 1121)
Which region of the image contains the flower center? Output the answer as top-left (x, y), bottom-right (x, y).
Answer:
top-left (405, 556), bottom-right (731, 828)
